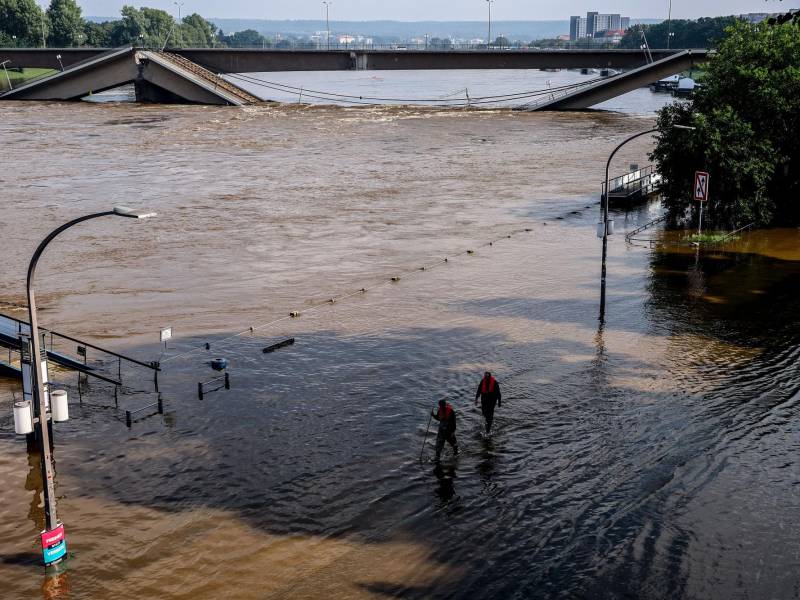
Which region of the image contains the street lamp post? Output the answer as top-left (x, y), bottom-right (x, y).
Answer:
top-left (599, 126), bottom-right (694, 322)
top-left (667, 0), bottom-right (673, 49)
top-left (174, 1), bottom-right (184, 22)
top-left (323, 1), bottom-right (332, 51)
top-left (1, 60), bottom-right (12, 91)
top-left (486, 0), bottom-right (494, 48)
top-left (27, 206), bottom-right (156, 564)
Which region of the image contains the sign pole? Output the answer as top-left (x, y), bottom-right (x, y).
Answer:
top-left (698, 202), bottom-right (704, 236)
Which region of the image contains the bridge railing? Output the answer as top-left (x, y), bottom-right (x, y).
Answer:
top-left (515, 78), bottom-right (599, 110)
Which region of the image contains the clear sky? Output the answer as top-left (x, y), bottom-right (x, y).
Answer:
top-left (67, 0), bottom-right (792, 20)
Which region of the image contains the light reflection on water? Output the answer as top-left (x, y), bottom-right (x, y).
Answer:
top-left (0, 98), bottom-right (798, 599)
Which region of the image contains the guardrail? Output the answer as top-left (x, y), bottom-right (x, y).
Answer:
top-left (625, 214), bottom-right (667, 246)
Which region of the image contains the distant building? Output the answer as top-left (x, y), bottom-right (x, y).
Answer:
top-left (739, 11), bottom-right (798, 24)
top-left (569, 11), bottom-right (631, 41)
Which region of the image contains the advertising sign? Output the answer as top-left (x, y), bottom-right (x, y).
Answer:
top-left (41, 523), bottom-right (67, 565)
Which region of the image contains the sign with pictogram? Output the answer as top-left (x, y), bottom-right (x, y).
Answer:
top-left (694, 171), bottom-right (710, 202)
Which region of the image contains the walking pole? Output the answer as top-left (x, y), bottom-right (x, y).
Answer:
top-left (419, 410), bottom-right (434, 462)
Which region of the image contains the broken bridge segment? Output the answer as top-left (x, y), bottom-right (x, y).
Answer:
top-left (517, 49), bottom-right (710, 111)
top-left (0, 47), bottom-right (260, 106)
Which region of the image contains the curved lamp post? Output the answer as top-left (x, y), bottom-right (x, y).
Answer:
top-left (27, 206), bottom-right (156, 563)
top-left (599, 125), bottom-right (694, 322)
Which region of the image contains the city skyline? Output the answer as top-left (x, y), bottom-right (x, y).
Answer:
top-left (39, 0), bottom-right (794, 21)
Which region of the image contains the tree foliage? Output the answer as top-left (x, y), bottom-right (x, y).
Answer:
top-left (46, 0), bottom-right (83, 47)
top-left (0, 0), bottom-right (46, 47)
top-left (620, 17), bottom-right (739, 49)
top-left (651, 19), bottom-right (800, 228)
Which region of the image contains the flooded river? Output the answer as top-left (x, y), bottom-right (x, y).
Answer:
top-left (1, 88), bottom-right (799, 600)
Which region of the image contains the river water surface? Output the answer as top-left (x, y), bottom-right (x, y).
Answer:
top-left (1, 81), bottom-right (799, 600)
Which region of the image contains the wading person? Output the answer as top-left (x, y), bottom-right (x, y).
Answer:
top-left (432, 399), bottom-right (459, 462)
top-left (475, 371), bottom-right (501, 434)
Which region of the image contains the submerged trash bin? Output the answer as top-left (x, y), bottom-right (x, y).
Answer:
top-left (14, 400), bottom-right (33, 435)
top-left (51, 390), bottom-right (69, 423)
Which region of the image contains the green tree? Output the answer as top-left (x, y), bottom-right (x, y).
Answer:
top-left (620, 16), bottom-right (738, 49)
top-left (0, 0), bottom-right (47, 47)
top-left (46, 0), bottom-right (84, 47)
top-left (109, 6), bottom-right (175, 48)
top-left (651, 19), bottom-right (800, 228)
top-left (177, 13), bottom-right (217, 48)
top-left (493, 36), bottom-right (510, 47)
top-left (221, 29), bottom-right (265, 48)
top-left (83, 20), bottom-right (113, 47)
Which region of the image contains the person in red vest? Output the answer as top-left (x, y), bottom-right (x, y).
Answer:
top-left (431, 399), bottom-right (459, 462)
top-left (475, 371), bottom-right (502, 434)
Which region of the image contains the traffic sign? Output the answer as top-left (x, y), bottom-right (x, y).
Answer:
top-left (694, 171), bottom-right (710, 202)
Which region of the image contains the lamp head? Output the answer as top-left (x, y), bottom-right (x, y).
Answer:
top-left (113, 206), bottom-right (157, 219)
top-left (673, 124), bottom-right (696, 131)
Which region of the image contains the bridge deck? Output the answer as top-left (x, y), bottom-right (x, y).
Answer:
top-left (0, 47), bottom-right (259, 105)
top-left (2, 47), bottom-right (697, 72)
top-left (520, 49), bottom-right (709, 111)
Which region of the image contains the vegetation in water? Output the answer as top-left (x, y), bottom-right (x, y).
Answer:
top-left (685, 232), bottom-right (736, 244)
top-left (652, 14), bottom-right (800, 230)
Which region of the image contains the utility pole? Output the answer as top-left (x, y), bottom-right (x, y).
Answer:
top-left (323, 1), bottom-right (332, 51)
top-left (486, 0), bottom-right (494, 48)
top-left (174, 1), bottom-right (184, 22)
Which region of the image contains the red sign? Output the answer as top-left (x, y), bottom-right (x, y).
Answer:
top-left (694, 171), bottom-right (710, 202)
top-left (41, 524), bottom-right (65, 548)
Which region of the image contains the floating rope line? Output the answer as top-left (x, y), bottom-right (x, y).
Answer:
top-left (224, 72), bottom-right (604, 108)
top-left (160, 224), bottom-right (540, 364)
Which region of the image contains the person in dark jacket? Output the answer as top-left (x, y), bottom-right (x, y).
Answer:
top-left (475, 371), bottom-right (501, 434)
top-left (432, 399), bottom-right (459, 462)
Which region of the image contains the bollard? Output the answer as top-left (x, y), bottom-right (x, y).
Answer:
top-left (198, 382), bottom-right (204, 400)
top-left (224, 373), bottom-right (230, 390)
top-left (125, 411), bottom-right (132, 428)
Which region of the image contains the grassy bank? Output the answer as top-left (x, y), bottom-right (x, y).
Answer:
top-left (0, 68), bottom-right (56, 91)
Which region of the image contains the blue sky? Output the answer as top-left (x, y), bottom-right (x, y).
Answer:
top-left (61, 0), bottom-right (792, 20)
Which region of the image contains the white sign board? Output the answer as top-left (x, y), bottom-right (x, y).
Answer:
top-left (159, 327), bottom-right (172, 343)
top-left (694, 171), bottom-right (710, 202)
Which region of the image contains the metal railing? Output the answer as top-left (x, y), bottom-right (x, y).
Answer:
top-left (625, 214), bottom-right (667, 245)
top-left (706, 222), bottom-right (756, 246)
top-left (602, 165), bottom-right (661, 200)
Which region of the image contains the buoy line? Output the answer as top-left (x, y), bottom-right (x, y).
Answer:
top-left (160, 223), bottom-right (540, 364)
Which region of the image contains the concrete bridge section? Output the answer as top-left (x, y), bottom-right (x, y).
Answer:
top-left (521, 50), bottom-right (709, 111)
top-left (3, 47), bottom-right (695, 73)
top-left (0, 47), bottom-right (259, 105)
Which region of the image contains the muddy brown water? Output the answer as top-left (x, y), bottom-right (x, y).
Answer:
top-left (1, 98), bottom-right (800, 600)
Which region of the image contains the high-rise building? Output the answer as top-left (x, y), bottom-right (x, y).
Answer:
top-left (569, 11), bottom-right (631, 40)
top-left (569, 16), bottom-right (587, 40)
